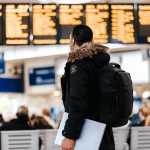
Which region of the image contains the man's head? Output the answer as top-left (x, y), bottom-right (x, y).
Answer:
top-left (70, 25), bottom-right (93, 52)
top-left (16, 106), bottom-right (29, 121)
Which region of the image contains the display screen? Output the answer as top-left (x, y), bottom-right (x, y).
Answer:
top-left (5, 4), bottom-right (30, 45)
top-left (0, 3), bottom-right (149, 45)
top-left (59, 4), bottom-right (84, 44)
top-left (110, 4), bottom-right (135, 44)
top-left (85, 4), bottom-right (109, 43)
top-left (137, 4), bottom-right (150, 43)
top-left (0, 5), bottom-right (3, 44)
top-left (32, 4), bottom-right (57, 45)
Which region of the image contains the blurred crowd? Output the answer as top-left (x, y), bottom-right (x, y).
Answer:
top-left (0, 106), bottom-right (59, 131)
top-left (0, 97), bottom-right (150, 131)
top-left (129, 97), bottom-right (150, 127)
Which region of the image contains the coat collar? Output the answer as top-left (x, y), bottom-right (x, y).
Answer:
top-left (67, 42), bottom-right (109, 63)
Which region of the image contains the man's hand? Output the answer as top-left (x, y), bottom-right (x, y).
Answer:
top-left (61, 138), bottom-right (75, 150)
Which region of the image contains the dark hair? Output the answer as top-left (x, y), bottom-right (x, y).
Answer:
top-left (32, 116), bottom-right (53, 129)
top-left (17, 113), bottom-right (29, 122)
top-left (72, 25), bottom-right (93, 46)
top-left (16, 106), bottom-right (29, 122)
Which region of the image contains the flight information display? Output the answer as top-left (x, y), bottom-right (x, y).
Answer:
top-left (110, 4), bottom-right (135, 44)
top-left (59, 4), bottom-right (84, 44)
top-left (85, 4), bottom-right (109, 43)
top-left (32, 4), bottom-right (57, 45)
top-left (0, 3), bottom-right (150, 45)
top-left (0, 5), bottom-right (3, 45)
top-left (5, 4), bottom-right (30, 45)
top-left (137, 4), bottom-right (150, 43)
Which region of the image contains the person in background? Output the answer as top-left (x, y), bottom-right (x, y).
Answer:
top-left (0, 106), bottom-right (34, 130)
top-left (132, 96), bottom-right (143, 114)
top-left (145, 115), bottom-right (150, 126)
top-left (0, 114), bottom-right (5, 127)
top-left (129, 102), bottom-right (150, 127)
top-left (127, 102), bottom-right (150, 147)
top-left (42, 108), bottom-right (58, 129)
top-left (31, 115), bottom-right (53, 129)
top-left (145, 103), bottom-right (150, 126)
top-left (0, 106), bottom-right (42, 150)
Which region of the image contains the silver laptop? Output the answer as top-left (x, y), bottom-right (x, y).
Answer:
top-left (55, 112), bottom-right (106, 150)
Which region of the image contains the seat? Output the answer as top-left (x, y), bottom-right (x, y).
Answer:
top-left (0, 130), bottom-right (39, 150)
top-left (39, 129), bottom-right (60, 150)
top-left (113, 127), bottom-right (129, 150)
top-left (131, 127), bottom-right (150, 150)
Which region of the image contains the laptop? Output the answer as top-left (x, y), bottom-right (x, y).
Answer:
top-left (55, 112), bottom-right (106, 150)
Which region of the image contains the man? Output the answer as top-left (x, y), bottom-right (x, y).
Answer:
top-left (0, 105), bottom-right (34, 130)
top-left (61, 25), bottom-right (115, 150)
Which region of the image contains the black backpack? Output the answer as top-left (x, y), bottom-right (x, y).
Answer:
top-left (95, 63), bottom-right (133, 127)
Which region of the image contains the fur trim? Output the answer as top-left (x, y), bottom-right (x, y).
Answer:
top-left (68, 42), bottom-right (109, 62)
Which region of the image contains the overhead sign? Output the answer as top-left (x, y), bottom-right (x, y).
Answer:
top-left (5, 4), bottom-right (30, 45)
top-left (137, 4), bottom-right (150, 43)
top-left (85, 4), bottom-right (110, 43)
top-left (0, 53), bottom-right (5, 74)
top-left (29, 67), bottom-right (55, 86)
top-left (0, 3), bottom-right (150, 44)
top-left (32, 4), bottom-right (57, 45)
top-left (0, 63), bottom-right (24, 93)
top-left (59, 4), bottom-right (84, 44)
top-left (0, 78), bottom-right (24, 93)
top-left (110, 4), bottom-right (135, 44)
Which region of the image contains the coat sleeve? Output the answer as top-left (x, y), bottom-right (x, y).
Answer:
top-left (62, 62), bottom-right (89, 139)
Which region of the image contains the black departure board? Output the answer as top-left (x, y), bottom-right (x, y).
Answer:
top-left (85, 4), bottom-right (109, 44)
top-left (0, 5), bottom-right (3, 45)
top-left (0, 3), bottom-right (150, 45)
top-left (32, 4), bottom-right (57, 45)
top-left (59, 4), bottom-right (84, 44)
top-left (110, 4), bottom-right (135, 44)
top-left (137, 4), bottom-right (150, 43)
top-left (5, 4), bottom-right (30, 45)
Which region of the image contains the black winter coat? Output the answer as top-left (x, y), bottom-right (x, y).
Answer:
top-left (61, 42), bottom-right (115, 150)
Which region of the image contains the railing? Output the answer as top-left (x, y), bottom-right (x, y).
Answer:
top-left (0, 127), bottom-right (150, 150)
top-left (0, 130), bottom-right (39, 150)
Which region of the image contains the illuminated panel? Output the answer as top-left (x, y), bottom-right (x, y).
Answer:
top-left (85, 4), bottom-right (109, 44)
top-left (5, 4), bottom-right (30, 45)
top-left (110, 4), bottom-right (135, 44)
top-left (32, 4), bottom-right (57, 45)
top-left (59, 4), bottom-right (84, 44)
top-left (137, 4), bottom-right (150, 43)
top-left (0, 4), bottom-right (3, 44)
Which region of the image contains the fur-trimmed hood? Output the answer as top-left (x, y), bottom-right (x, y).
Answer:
top-left (68, 42), bottom-right (110, 65)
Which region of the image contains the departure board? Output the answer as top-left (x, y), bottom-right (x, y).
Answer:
top-left (110, 4), bottom-right (135, 44)
top-left (32, 4), bottom-right (57, 45)
top-left (5, 4), bottom-right (30, 45)
top-left (137, 4), bottom-right (150, 43)
top-left (59, 4), bottom-right (84, 44)
top-left (85, 4), bottom-right (109, 43)
top-left (0, 5), bottom-right (3, 45)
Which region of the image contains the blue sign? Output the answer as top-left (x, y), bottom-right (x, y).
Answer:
top-left (29, 67), bottom-right (55, 86)
top-left (0, 53), bottom-right (5, 74)
top-left (0, 78), bottom-right (24, 93)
